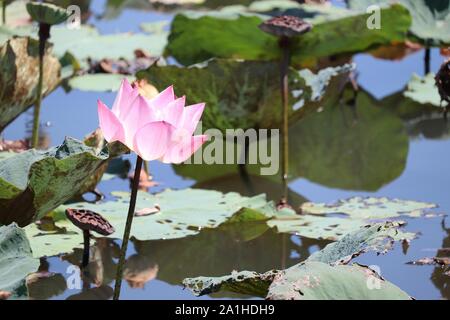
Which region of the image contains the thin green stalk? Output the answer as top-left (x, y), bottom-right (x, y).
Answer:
top-left (31, 23), bottom-right (50, 149)
top-left (2, 1), bottom-right (6, 25)
top-left (280, 39), bottom-right (291, 199)
top-left (113, 156), bottom-right (144, 300)
top-left (424, 47), bottom-right (431, 75)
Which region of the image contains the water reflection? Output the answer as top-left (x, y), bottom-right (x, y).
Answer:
top-left (26, 224), bottom-right (330, 300)
top-left (431, 220), bottom-right (450, 299)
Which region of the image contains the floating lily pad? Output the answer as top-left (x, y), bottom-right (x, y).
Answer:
top-left (300, 196), bottom-right (437, 220)
top-left (404, 73), bottom-right (448, 108)
top-left (0, 224), bottom-right (39, 297)
top-left (24, 189), bottom-right (281, 257)
top-left (0, 137), bottom-right (109, 227)
top-left (68, 74), bottom-right (136, 92)
top-left (0, 37), bottom-right (61, 132)
top-left (138, 59), bottom-right (353, 130)
top-left (183, 261), bottom-right (411, 299)
top-left (349, 0), bottom-right (450, 46)
top-left (0, 24), bottom-right (168, 66)
top-left (166, 4), bottom-right (411, 66)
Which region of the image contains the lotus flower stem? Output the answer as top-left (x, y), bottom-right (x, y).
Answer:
top-left (424, 47), bottom-right (431, 75)
top-left (143, 160), bottom-right (149, 175)
top-left (113, 155), bottom-right (143, 300)
top-left (280, 37), bottom-right (290, 198)
top-left (82, 230), bottom-right (90, 268)
top-left (31, 23), bottom-right (50, 149)
top-left (2, 1), bottom-right (6, 25)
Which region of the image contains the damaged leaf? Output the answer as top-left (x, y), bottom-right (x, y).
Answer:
top-left (0, 37), bottom-right (61, 132)
top-left (183, 261), bottom-right (411, 300)
top-left (0, 137), bottom-right (109, 227)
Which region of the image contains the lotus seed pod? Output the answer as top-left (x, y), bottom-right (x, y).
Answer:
top-left (435, 59), bottom-right (450, 104)
top-left (26, 1), bottom-right (70, 26)
top-left (259, 15), bottom-right (312, 38)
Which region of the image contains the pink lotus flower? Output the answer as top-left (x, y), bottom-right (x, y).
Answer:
top-left (98, 79), bottom-right (207, 163)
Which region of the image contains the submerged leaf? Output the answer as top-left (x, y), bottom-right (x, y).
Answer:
top-left (0, 224), bottom-right (39, 297)
top-left (0, 137), bottom-right (109, 227)
top-left (0, 37), bottom-right (61, 132)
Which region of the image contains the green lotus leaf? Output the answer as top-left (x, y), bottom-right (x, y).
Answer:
top-left (404, 73), bottom-right (447, 108)
top-left (300, 196), bottom-right (436, 219)
top-left (266, 262), bottom-right (411, 300)
top-left (349, 0), bottom-right (450, 46)
top-left (183, 261), bottom-right (411, 299)
top-left (165, 4), bottom-right (411, 66)
top-left (183, 221), bottom-right (413, 298)
top-left (24, 189), bottom-right (282, 257)
top-left (0, 24), bottom-right (167, 66)
top-left (0, 223), bottom-right (39, 298)
top-left (24, 187), bottom-right (428, 257)
top-left (0, 37), bottom-right (61, 132)
top-left (137, 59), bottom-right (353, 131)
top-left (0, 137), bottom-right (109, 227)
top-left (26, 1), bottom-right (71, 26)
top-left (307, 222), bottom-right (416, 264)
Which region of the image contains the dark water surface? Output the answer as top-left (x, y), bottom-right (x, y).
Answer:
top-left (3, 0), bottom-right (450, 300)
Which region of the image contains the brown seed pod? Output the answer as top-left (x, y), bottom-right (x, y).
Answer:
top-left (259, 15), bottom-right (312, 38)
top-left (65, 208), bottom-right (115, 236)
top-left (435, 59), bottom-right (450, 104)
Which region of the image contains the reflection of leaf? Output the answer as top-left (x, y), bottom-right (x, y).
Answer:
top-left (166, 4), bottom-right (411, 66)
top-left (0, 37), bottom-right (60, 132)
top-left (0, 224), bottom-right (39, 298)
top-left (290, 89), bottom-right (409, 191)
top-left (349, 0), bottom-right (450, 46)
top-left (0, 137), bottom-right (109, 227)
top-left (138, 59), bottom-right (353, 130)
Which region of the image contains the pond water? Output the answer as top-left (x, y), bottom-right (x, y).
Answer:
top-left (2, 0), bottom-right (450, 300)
